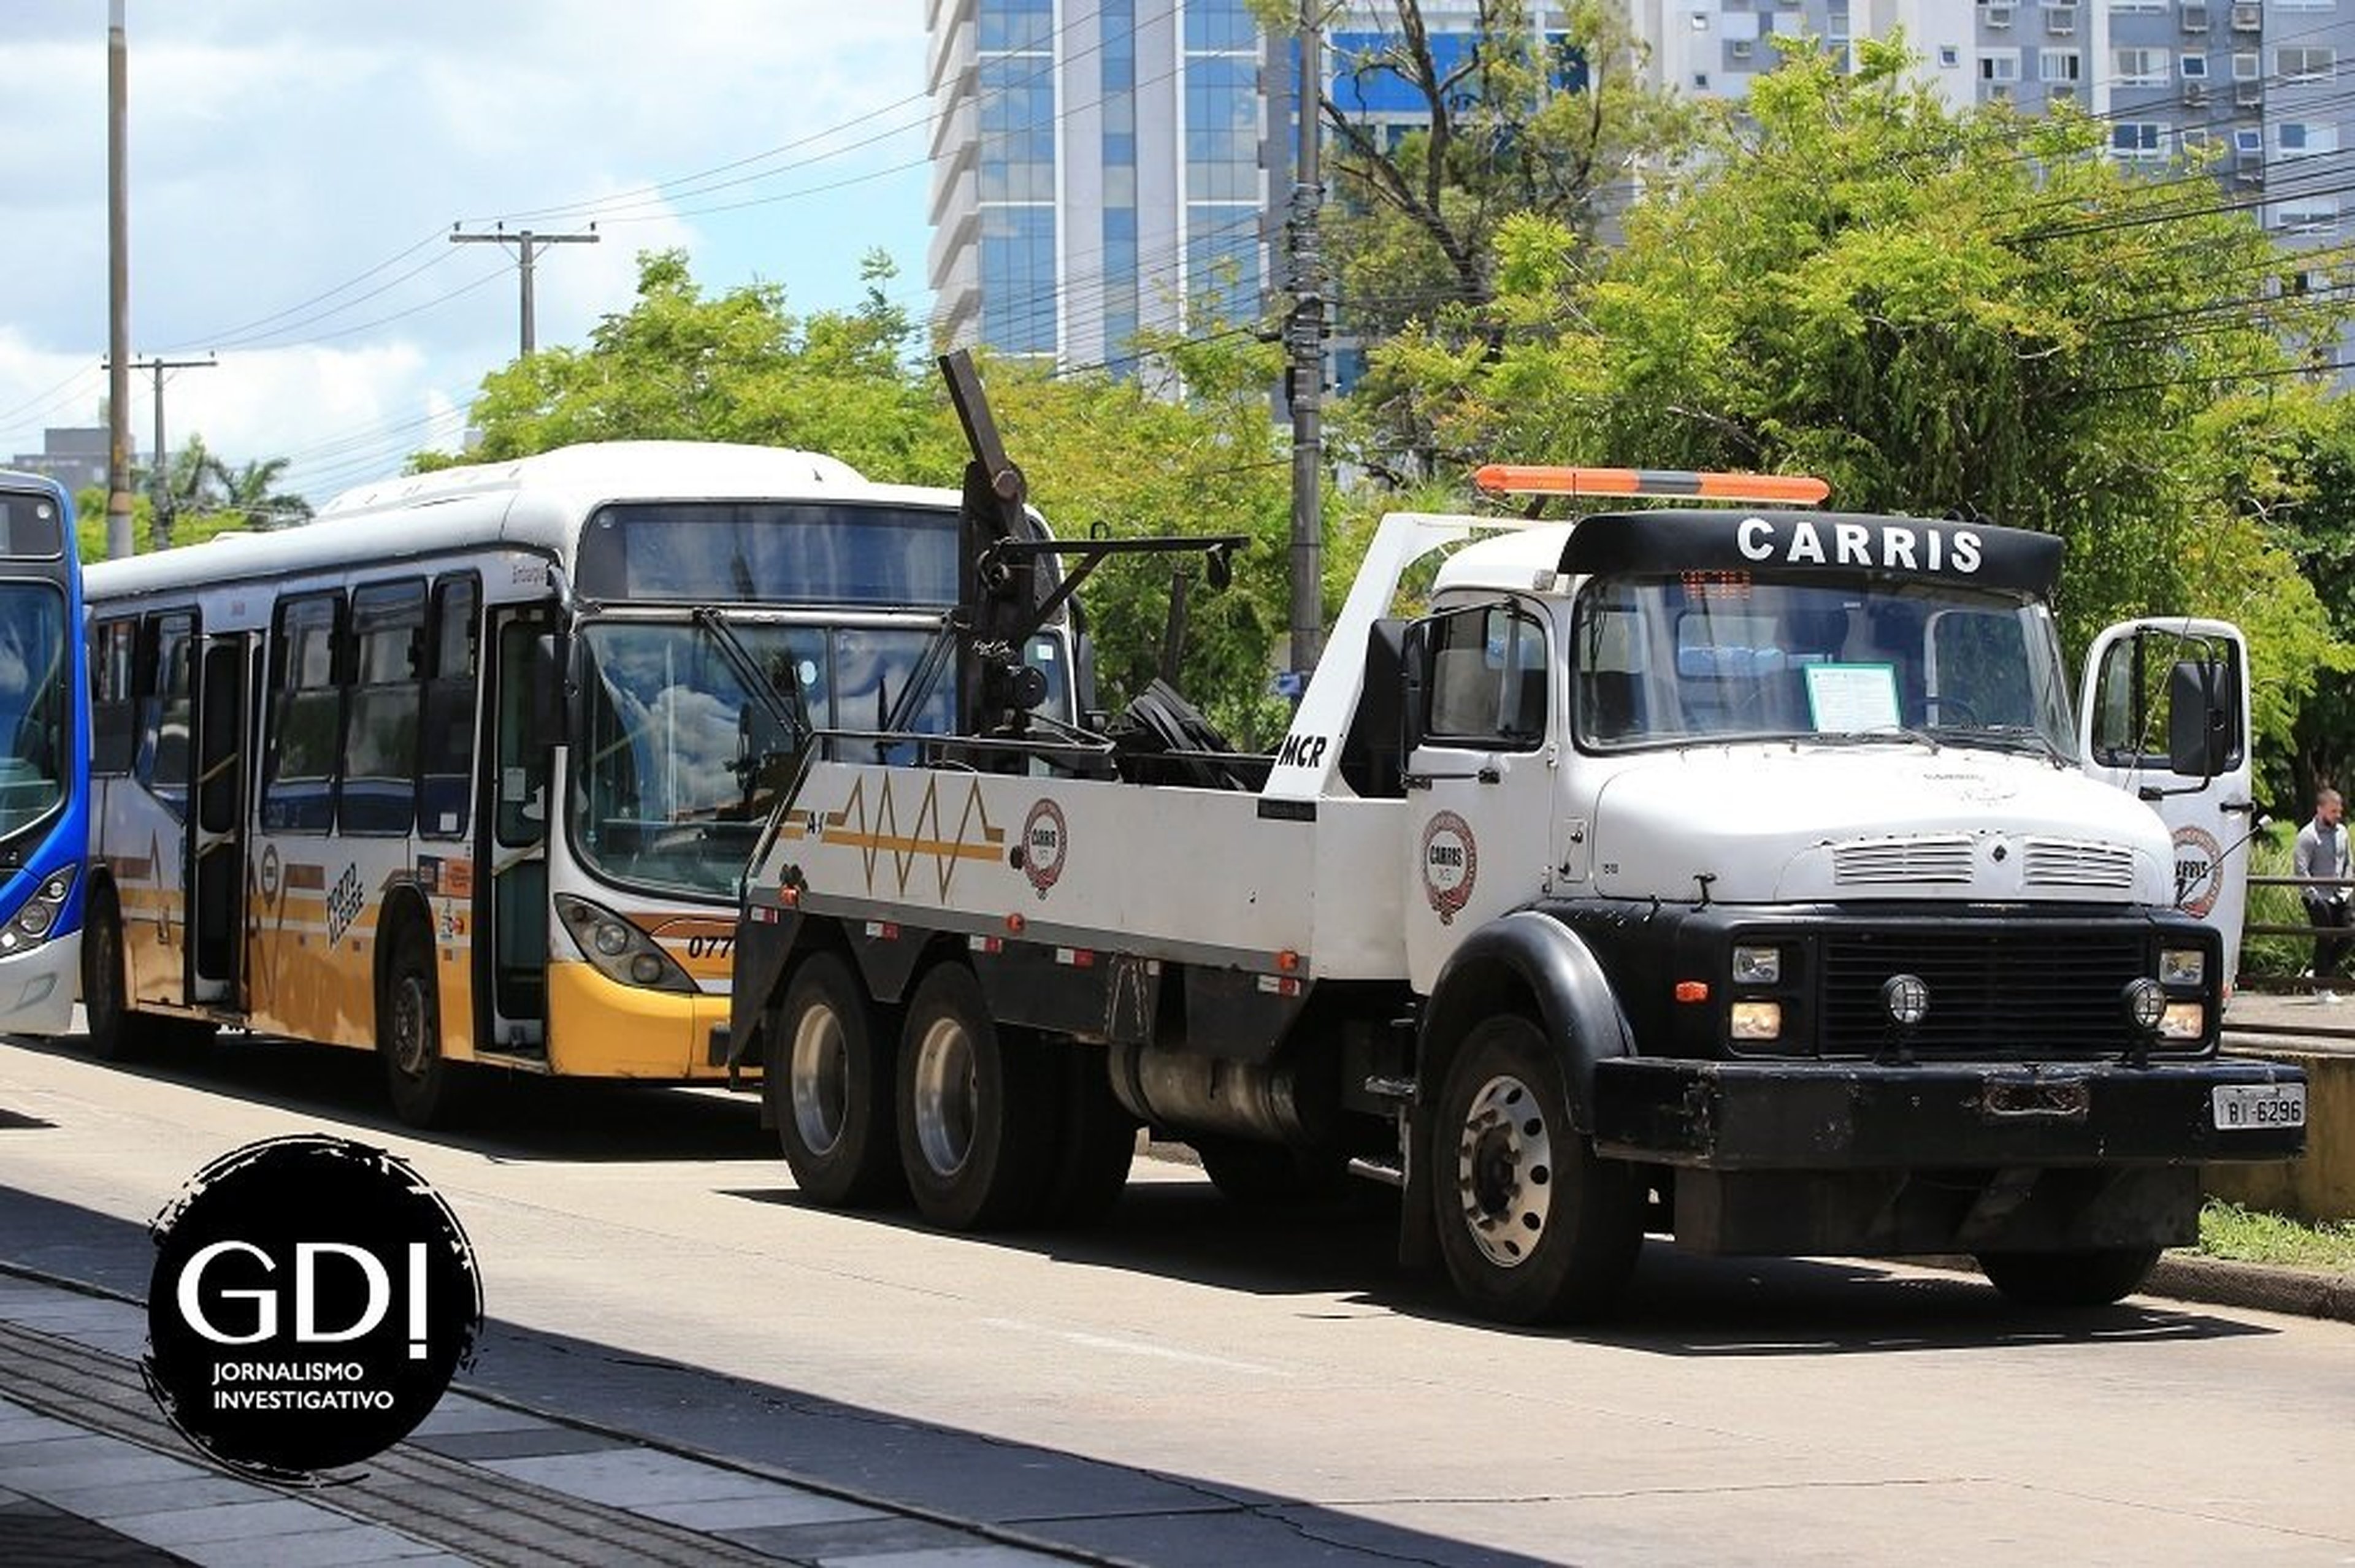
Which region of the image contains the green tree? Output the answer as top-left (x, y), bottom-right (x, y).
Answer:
top-left (424, 249), bottom-right (963, 483)
top-left (1360, 37), bottom-right (2347, 759)
top-left (208, 454), bottom-right (313, 531)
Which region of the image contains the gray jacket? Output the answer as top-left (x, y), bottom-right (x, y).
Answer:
top-left (2294, 817), bottom-right (2349, 908)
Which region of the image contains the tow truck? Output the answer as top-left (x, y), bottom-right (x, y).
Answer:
top-left (726, 356), bottom-right (2304, 1324)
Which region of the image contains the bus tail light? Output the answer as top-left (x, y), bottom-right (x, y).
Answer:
top-left (553, 894), bottom-right (697, 995)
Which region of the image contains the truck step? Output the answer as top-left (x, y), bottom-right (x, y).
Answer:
top-left (1362, 1075), bottom-right (1418, 1104)
top-left (1347, 1156), bottom-right (1406, 1189)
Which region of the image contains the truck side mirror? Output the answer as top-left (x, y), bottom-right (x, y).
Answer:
top-left (2166, 657), bottom-right (2229, 779)
top-left (1399, 619), bottom-right (1431, 757)
top-left (527, 632), bottom-right (570, 750)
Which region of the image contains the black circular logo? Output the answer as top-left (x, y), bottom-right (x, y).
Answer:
top-left (144, 1136), bottom-right (482, 1483)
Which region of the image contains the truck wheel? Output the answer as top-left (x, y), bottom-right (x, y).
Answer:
top-left (1976, 1247), bottom-right (2161, 1309)
top-left (380, 920), bottom-right (464, 1128)
top-left (80, 884), bottom-right (139, 1061)
top-left (1041, 1048), bottom-right (1135, 1225)
top-left (1429, 1015), bottom-right (1642, 1325)
top-left (896, 963), bottom-right (1053, 1230)
top-left (773, 952), bottom-right (903, 1207)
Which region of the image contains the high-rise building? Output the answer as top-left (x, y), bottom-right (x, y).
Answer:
top-left (927, 0), bottom-right (1275, 369)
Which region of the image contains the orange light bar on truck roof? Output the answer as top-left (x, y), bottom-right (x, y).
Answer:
top-left (1474, 465), bottom-right (1831, 506)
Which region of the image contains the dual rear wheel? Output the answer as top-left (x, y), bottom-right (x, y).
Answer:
top-left (770, 953), bottom-right (1134, 1230)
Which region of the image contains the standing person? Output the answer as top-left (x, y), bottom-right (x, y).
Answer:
top-left (2294, 788), bottom-right (2353, 1001)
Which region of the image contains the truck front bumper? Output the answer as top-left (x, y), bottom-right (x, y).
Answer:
top-left (1590, 1056), bottom-right (2308, 1256)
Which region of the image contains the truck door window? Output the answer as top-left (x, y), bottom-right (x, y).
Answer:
top-left (1426, 603), bottom-right (1548, 748)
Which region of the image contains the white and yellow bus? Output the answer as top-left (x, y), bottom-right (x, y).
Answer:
top-left (81, 442), bottom-right (1078, 1124)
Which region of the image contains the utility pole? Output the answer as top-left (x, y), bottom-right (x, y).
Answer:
top-left (1285, 2), bottom-right (1328, 681)
top-left (450, 225), bottom-right (599, 359)
top-left (105, 0), bottom-right (134, 560)
top-left (106, 354), bottom-right (215, 550)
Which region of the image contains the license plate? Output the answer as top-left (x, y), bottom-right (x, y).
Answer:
top-left (2212, 1084), bottom-right (2307, 1131)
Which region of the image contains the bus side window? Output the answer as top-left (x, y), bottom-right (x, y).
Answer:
top-left (420, 576), bottom-right (478, 839)
top-left (134, 611), bottom-right (194, 818)
top-left (92, 618), bottom-right (137, 776)
top-left (343, 581), bottom-right (426, 836)
top-left (264, 594), bottom-right (343, 833)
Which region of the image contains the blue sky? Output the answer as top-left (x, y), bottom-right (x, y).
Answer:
top-left (0, 2), bottom-right (934, 502)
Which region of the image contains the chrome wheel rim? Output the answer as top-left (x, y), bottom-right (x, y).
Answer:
top-left (789, 1003), bottom-right (851, 1157)
top-left (911, 1017), bottom-right (978, 1179)
top-left (1456, 1073), bottom-right (1554, 1269)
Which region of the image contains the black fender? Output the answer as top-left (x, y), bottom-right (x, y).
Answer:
top-left (724, 904), bottom-right (802, 1073)
top-left (1417, 910), bottom-right (1634, 1136)
top-left (1399, 911), bottom-right (1634, 1269)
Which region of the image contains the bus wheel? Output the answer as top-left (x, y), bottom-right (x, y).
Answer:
top-left (773, 952), bottom-right (903, 1207)
top-left (895, 963), bottom-right (1052, 1231)
top-left (1429, 1014), bottom-right (1642, 1325)
top-left (1040, 1048), bottom-right (1135, 1225)
top-left (1977, 1247), bottom-right (2161, 1309)
top-left (380, 920), bottom-right (462, 1128)
top-left (80, 884), bottom-right (140, 1062)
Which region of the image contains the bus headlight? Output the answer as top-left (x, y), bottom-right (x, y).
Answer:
top-left (1, 868), bottom-right (74, 952)
top-left (553, 893), bottom-right (697, 995)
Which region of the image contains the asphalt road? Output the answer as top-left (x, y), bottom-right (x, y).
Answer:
top-left (4, 1028), bottom-right (2353, 1567)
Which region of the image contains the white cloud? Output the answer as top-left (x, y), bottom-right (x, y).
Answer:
top-left (0, 3), bottom-right (933, 500)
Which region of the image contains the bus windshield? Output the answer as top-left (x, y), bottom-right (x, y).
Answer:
top-left (0, 581), bottom-right (67, 839)
top-left (1571, 572), bottom-right (2078, 761)
top-left (573, 618), bottom-right (971, 897)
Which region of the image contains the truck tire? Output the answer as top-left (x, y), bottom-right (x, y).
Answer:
top-left (1976, 1247), bottom-right (2161, 1309)
top-left (896, 963), bottom-right (1054, 1231)
top-left (1429, 1014), bottom-right (1642, 1325)
top-left (773, 952), bottom-right (904, 1207)
top-left (380, 918), bottom-right (465, 1128)
top-left (1041, 1047), bottom-right (1136, 1225)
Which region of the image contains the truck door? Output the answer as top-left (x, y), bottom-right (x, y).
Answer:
top-left (187, 631), bottom-right (254, 1007)
top-left (1402, 599), bottom-right (1563, 993)
top-left (2080, 618), bottom-right (2255, 992)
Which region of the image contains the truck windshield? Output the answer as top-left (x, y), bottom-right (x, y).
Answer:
top-left (1571, 573), bottom-right (2078, 760)
top-left (0, 582), bottom-right (67, 840)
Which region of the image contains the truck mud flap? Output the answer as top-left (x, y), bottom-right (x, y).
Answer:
top-left (1590, 1057), bottom-right (2308, 1171)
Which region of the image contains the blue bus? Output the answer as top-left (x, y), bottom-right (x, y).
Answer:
top-left (0, 472), bottom-right (89, 1037)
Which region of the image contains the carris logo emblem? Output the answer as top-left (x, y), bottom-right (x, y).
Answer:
top-left (1420, 811), bottom-right (1478, 924)
top-left (1020, 798), bottom-right (1069, 898)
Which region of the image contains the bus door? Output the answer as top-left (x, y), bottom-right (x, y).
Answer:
top-left (187, 632), bottom-right (255, 1007)
top-left (477, 608), bottom-right (553, 1053)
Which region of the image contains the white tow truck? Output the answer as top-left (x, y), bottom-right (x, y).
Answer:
top-left (725, 358), bottom-right (2304, 1324)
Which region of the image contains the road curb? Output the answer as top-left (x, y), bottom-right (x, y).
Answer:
top-left (2147, 1252), bottom-right (2355, 1323)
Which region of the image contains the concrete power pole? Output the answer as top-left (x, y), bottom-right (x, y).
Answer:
top-left (105, 0), bottom-right (134, 560)
top-left (1287, 2), bottom-right (1328, 682)
top-left (450, 226), bottom-right (600, 359)
top-left (105, 354), bottom-right (216, 551)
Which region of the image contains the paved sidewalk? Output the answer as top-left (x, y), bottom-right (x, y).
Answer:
top-left (0, 1271), bottom-right (1084, 1568)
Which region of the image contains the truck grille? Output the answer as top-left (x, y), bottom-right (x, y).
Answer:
top-left (2021, 837), bottom-right (2136, 890)
top-left (1833, 837), bottom-right (1974, 885)
top-left (1818, 928), bottom-right (2148, 1056)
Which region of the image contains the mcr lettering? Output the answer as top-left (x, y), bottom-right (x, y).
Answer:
top-left (1276, 733), bottom-right (1330, 770)
top-left (1737, 517), bottom-right (1982, 575)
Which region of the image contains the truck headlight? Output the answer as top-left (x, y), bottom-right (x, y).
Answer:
top-left (2159, 948), bottom-right (2205, 987)
top-left (1732, 946), bottom-right (1782, 985)
top-left (1730, 1001), bottom-right (1783, 1041)
top-left (2123, 977), bottom-right (2167, 1034)
top-left (2158, 1003), bottom-right (2205, 1042)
